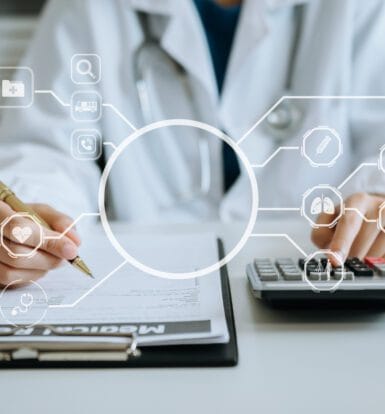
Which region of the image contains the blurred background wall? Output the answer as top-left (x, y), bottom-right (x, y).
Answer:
top-left (0, 0), bottom-right (45, 67)
top-left (0, 0), bottom-right (45, 119)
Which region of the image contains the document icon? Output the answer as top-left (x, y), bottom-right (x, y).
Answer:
top-left (2, 80), bottom-right (25, 98)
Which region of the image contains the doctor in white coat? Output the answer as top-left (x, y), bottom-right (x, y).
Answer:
top-left (0, 0), bottom-right (385, 285)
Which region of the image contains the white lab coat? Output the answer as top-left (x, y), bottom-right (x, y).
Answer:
top-left (0, 0), bottom-right (385, 224)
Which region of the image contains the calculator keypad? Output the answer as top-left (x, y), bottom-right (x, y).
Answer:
top-left (254, 259), bottom-right (279, 281)
top-left (252, 256), bottom-right (385, 284)
top-left (275, 258), bottom-right (302, 281)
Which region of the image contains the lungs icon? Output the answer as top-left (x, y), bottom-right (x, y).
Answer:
top-left (310, 195), bottom-right (335, 216)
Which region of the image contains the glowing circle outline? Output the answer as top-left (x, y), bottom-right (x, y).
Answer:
top-left (303, 249), bottom-right (345, 292)
top-left (0, 279), bottom-right (48, 327)
top-left (98, 119), bottom-right (258, 280)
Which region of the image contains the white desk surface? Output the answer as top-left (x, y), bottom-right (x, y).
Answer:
top-left (2, 219), bottom-right (385, 414)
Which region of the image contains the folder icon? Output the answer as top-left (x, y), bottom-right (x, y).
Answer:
top-left (1, 80), bottom-right (25, 98)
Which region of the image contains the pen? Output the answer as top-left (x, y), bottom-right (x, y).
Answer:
top-left (0, 181), bottom-right (94, 279)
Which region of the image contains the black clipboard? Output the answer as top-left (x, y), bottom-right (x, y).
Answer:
top-left (0, 240), bottom-right (238, 369)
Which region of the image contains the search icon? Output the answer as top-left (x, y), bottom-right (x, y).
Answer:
top-left (76, 58), bottom-right (96, 79)
top-left (71, 54), bottom-right (101, 84)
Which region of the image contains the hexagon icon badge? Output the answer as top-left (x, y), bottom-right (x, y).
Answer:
top-left (302, 185), bottom-right (344, 228)
top-left (302, 126), bottom-right (342, 168)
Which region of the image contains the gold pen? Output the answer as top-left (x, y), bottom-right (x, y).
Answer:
top-left (0, 181), bottom-right (93, 278)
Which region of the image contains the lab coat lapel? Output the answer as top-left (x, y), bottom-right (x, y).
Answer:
top-left (220, 0), bottom-right (310, 134)
top-left (219, 0), bottom-right (268, 134)
top-left (161, 1), bottom-right (218, 104)
top-left (128, 0), bottom-right (218, 106)
top-left (224, 0), bottom-right (268, 93)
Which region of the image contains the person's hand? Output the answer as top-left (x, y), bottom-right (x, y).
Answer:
top-left (311, 193), bottom-right (385, 265)
top-left (0, 202), bottom-right (80, 287)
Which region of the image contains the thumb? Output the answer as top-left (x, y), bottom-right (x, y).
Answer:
top-left (28, 204), bottom-right (81, 246)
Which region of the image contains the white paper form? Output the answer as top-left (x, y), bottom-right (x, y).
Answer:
top-left (0, 232), bottom-right (229, 346)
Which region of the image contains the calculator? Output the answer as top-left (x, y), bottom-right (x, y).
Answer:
top-left (247, 256), bottom-right (385, 307)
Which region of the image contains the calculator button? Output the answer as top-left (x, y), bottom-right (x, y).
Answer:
top-left (298, 258), bottom-right (317, 270)
top-left (345, 258), bottom-right (374, 277)
top-left (364, 257), bottom-right (385, 276)
top-left (276, 258), bottom-right (302, 281)
top-left (254, 259), bottom-right (279, 281)
top-left (332, 270), bottom-right (355, 281)
top-left (282, 272), bottom-right (302, 281)
top-left (374, 265), bottom-right (385, 276)
top-left (364, 257), bottom-right (385, 267)
top-left (259, 273), bottom-right (279, 281)
top-left (255, 260), bottom-right (272, 265)
top-left (308, 271), bottom-right (329, 281)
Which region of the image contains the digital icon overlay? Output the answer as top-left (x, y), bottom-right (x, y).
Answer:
top-left (302, 185), bottom-right (343, 228)
top-left (303, 250), bottom-right (345, 292)
top-left (0, 67), bottom-right (33, 108)
top-left (71, 129), bottom-right (102, 160)
top-left (11, 293), bottom-right (34, 316)
top-left (0, 213), bottom-right (43, 258)
top-left (302, 126), bottom-right (342, 168)
top-left (0, 280), bottom-right (48, 327)
top-left (71, 54), bottom-right (101, 85)
top-left (71, 91), bottom-right (102, 122)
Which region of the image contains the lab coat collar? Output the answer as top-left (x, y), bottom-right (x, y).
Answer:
top-left (126, 0), bottom-right (174, 15)
top-left (222, 0), bottom-right (310, 106)
top-left (126, 0), bottom-right (312, 108)
top-left (265, 0), bottom-right (311, 9)
top-left (127, 0), bottom-right (218, 103)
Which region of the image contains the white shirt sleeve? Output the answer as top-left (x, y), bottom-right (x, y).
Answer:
top-left (0, 0), bottom-right (101, 219)
top-left (342, 0), bottom-right (385, 198)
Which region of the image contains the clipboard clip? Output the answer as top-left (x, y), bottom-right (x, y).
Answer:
top-left (0, 324), bottom-right (141, 362)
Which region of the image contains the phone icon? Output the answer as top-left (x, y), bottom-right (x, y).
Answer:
top-left (71, 129), bottom-right (102, 160)
top-left (78, 135), bottom-right (96, 154)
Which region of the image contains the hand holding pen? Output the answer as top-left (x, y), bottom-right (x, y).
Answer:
top-left (0, 182), bottom-right (93, 287)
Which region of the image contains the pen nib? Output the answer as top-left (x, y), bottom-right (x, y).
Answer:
top-left (71, 257), bottom-right (95, 279)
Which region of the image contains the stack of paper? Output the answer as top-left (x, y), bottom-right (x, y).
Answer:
top-left (0, 232), bottom-right (229, 346)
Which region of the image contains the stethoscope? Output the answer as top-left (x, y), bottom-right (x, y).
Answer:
top-left (263, 4), bottom-right (305, 140)
top-left (134, 12), bottom-right (212, 200)
top-left (133, 6), bottom-right (304, 197)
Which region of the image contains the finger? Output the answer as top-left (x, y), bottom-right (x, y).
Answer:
top-left (366, 231), bottom-right (385, 258)
top-left (0, 200), bottom-right (15, 222)
top-left (328, 194), bottom-right (369, 264)
top-left (349, 221), bottom-right (380, 259)
top-left (0, 262), bottom-right (45, 288)
top-left (0, 240), bottom-right (62, 271)
top-left (28, 204), bottom-right (81, 246)
top-left (311, 208), bottom-right (339, 248)
top-left (2, 215), bottom-right (78, 261)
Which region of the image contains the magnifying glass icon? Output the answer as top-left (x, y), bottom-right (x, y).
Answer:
top-left (76, 59), bottom-right (96, 80)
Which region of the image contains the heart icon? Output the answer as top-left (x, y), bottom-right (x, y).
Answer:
top-left (12, 226), bottom-right (33, 244)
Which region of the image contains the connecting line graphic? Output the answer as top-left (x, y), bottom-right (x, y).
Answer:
top-left (237, 95), bottom-right (385, 146)
top-left (258, 207), bottom-right (301, 212)
top-left (49, 260), bottom-right (128, 309)
top-left (337, 162), bottom-right (378, 190)
top-left (250, 233), bottom-right (308, 257)
top-left (44, 213), bottom-right (101, 240)
top-left (102, 103), bottom-right (137, 131)
top-left (344, 207), bottom-right (378, 224)
top-left (34, 90), bottom-right (138, 132)
top-left (251, 146), bottom-right (300, 168)
top-left (103, 142), bottom-right (117, 150)
top-left (238, 96), bottom-right (285, 146)
top-left (259, 206), bottom-right (377, 224)
top-left (34, 90), bottom-right (70, 107)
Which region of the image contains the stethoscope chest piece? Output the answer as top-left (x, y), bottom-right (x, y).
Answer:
top-left (265, 100), bottom-right (303, 142)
